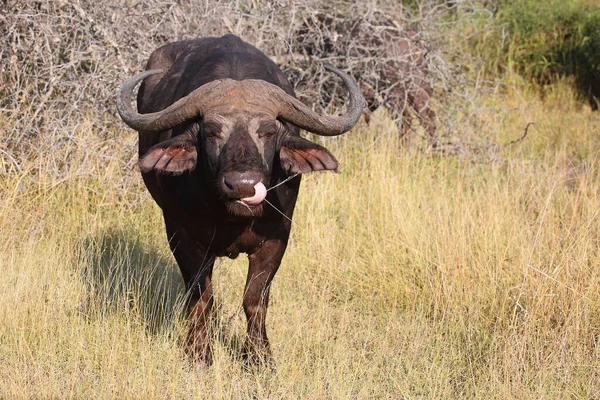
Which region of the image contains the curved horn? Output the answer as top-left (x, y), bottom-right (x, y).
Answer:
top-left (118, 65), bottom-right (364, 136)
top-left (274, 64), bottom-right (365, 136)
top-left (117, 69), bottom-right (216, 133)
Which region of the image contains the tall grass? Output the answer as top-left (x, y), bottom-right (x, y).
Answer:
top-left (1, 83), bottom-right (599, 397)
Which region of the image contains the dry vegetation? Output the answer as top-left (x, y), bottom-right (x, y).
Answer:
top-left (1, 0), bottom-right (498, 179)
top-left (1, 0), bottom-right (600, 398)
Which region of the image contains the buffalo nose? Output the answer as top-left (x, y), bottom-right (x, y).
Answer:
top-left (222, 171), bottom-right (263, 199)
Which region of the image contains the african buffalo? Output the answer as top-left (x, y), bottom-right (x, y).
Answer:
top-left (116, 34), bottom-right (363, 365)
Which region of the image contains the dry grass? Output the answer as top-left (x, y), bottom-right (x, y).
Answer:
top-left (1, 79), bottom-right (599, 398)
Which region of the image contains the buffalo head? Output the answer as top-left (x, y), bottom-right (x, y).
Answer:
top-left (117, 65), bottom-right (363, 217)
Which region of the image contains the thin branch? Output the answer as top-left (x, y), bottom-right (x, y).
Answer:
top-left (505, 122), bottom-right (535, 147)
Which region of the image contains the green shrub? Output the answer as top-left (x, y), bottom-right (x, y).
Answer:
top-left (484, 0), bottom-right (600, 108)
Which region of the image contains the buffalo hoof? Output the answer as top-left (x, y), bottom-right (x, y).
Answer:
top-left (241, 345), bottom-right (276, 373)
top-left (185, 342), bottom-right (213, 367)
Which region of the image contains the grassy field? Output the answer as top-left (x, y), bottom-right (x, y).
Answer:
top-left (1, 81), bottom-right (599, 398)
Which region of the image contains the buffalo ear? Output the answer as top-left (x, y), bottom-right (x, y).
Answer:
top-left (139, 135), bottom-right (197, 174)
top-left (279, 135), bottom-right (338, 174)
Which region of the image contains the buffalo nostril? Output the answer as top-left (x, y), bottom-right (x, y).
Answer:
top-left (224, 177), bottom-right (234, 191)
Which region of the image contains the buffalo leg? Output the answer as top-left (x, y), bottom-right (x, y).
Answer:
top-left (165, 217), bottom-right (215, 364)
top-left (242, 239), bottom-right (287, 364)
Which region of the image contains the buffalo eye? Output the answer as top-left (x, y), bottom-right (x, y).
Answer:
top-left (257, 120), bottom-right (281, 139)
top-left (202, 122), bottom-right (223, 141)
top-left (204, 130), bottom-right (221, 141)
top-left (258, 130), bottom-right (275, 139)
top-left (205, 133), bottom-right (221, 143)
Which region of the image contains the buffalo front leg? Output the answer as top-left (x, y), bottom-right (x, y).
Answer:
top-left (185, 263), bottom-right (215, 364)
top-left (243, 239), bottom-right (287, 365)
top-left (165, 217), bottom-right (215, 364)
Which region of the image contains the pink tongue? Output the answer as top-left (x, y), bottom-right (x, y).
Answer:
top-left (241, 182), bottom-right (267, 205)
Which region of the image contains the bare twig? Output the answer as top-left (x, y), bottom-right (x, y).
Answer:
top-left (1, 0), bottom-right (504, 182)
top-left (505, 122), bottom-right (535, 146)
